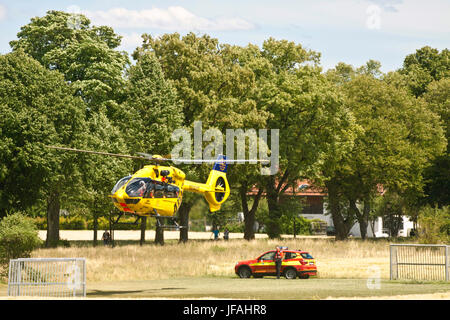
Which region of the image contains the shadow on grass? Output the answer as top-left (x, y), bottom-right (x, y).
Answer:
top-left (87, 287), bottom-right (187, 297)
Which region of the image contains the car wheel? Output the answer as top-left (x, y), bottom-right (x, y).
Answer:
top-left (284, 268), bottom-right (297, 279)
top-left (237, 266), bottom-right (252, 278)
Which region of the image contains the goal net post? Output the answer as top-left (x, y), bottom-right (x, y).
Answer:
top-left (390, 244), bottom-right (449, 282)
top-left (8, 258), bottom-right (86, 298)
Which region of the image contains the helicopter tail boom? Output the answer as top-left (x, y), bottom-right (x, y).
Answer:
top-left (183, 155), bottom-right (230, 212)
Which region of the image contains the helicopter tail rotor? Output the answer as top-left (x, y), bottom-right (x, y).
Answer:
top-left (203, 155), bottom-right (230, 212)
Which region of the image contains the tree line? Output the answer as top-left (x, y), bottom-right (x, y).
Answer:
top-left (0, 11), bottom-right (448, 246)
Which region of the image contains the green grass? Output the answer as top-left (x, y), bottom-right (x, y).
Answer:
top-left (86, 278), bottom-right (450, 299)
top-left (2, 277), bottom-right (448, 300)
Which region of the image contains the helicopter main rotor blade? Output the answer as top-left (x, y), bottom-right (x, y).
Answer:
top-left (170, 159), bottom-right (270, 164)
top-left (136, 152), bottom-right (172, 162)
top-left (47, 146), bottom-right (270, 164)
top-left (46, 146), bottom-right (148, 160)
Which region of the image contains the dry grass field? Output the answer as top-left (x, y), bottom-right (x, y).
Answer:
top-left (31, 235), bottom-right (391, 282)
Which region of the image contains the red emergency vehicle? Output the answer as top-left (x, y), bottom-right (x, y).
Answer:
top-left (235, 248), bottom-right (317, 279)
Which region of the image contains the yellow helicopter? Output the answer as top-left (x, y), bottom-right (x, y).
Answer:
top-left (47, 146), bottom-right (231, 229)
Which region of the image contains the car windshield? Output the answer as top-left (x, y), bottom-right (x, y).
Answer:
top-left (300, 253), bottom-right (314, 259)
top-left (111, 175), bottom-right (132, 195)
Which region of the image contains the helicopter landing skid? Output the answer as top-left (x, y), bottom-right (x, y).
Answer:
top-left (110, 212), bottom-right (142, 226)
top-left (152, 209), bottom-right (187, 230)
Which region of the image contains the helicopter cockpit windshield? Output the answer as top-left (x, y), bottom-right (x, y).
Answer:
top-left (111, 175), bottom-right (132, 195)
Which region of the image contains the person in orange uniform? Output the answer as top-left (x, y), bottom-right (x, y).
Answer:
top-left (275, 246), bottom-right (283, 279)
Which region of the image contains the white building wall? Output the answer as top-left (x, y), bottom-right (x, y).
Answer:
top-left (300, 203), bottom-right (414, 238)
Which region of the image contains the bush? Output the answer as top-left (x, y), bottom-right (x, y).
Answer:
top-left (417, 206), bottom-right (450, 244)
top-left (60, 216), bottom-right (87, 230)
top-left (34, 216), bottom-right (47, 230)
top-left (222, 222), bottom-right (244, 233)
top-left (0, 212), bottom-right (42, 266)
top-left (279, 215), bottom-right (312, 235)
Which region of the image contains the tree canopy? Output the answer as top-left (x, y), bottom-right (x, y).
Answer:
top-left (0, 10), bottom-right (448, 244)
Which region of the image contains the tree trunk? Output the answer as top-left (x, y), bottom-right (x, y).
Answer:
top-left (241, 184), bottom-right (264, 240)
top-left (155, 217), bottom-right (164, 245)
top-left (179, 202), bottom-right (193, 243)
top-left (265, 171), bottom-right (291, 239)
top-left (93, 211), bottom-right (98, 247)
top-left (266, 180), bottom-right (282, 239)
top-left (326, 180), bottom-right (353, 241)
top-left (46, 190), bottom-right (60, 248)
top-left (350, 196), bottom-right (371, 240)
top-left (362, 197), bottom-right (371, 238)
top-left (140, 216), bottom-right (147, 246)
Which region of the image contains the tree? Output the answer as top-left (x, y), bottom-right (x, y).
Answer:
top-left (76, 111), bottom-right (132, 246)
top-left (373, 191), bottom-right (406, 237)
top-left (124, 51), bottom-right (183, 156)
top-left (0, 50), bottom-right (87, 247)
top-left (322, 63), bottom-right (446, 240)
top-left (400, 46), bottom-right (449, 97)
top-left (10, 10), bottom-right (129, 119)
top-left (10, 11), bottom-right (132, 245)
top-left (135, 33), bottom-right (269, 241)
top-left (123, 51), bottom-right (184, 244)
top-left (421, 79), bottom-right (450, 207)
top-left (255, 39), bottom-right (355, 239)
top-left (10, 11), bottom-right (121, 63)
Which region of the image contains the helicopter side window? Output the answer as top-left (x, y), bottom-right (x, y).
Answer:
top-left (153, 183), bottom-right (165, 198)
top-left (125, 178), bottom-right (152, 197)
top-left (143, 182), bottom-right (155, 198)
top-left (111, 175), bottom-right (132, 195)
top-left (165, 185), bottom-right (180, 198)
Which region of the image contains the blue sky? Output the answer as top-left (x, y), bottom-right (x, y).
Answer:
top-left (0, 0), bottom-right (448, 72)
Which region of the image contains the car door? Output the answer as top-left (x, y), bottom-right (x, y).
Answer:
top-left (252, 251), bottom-right (276, 274)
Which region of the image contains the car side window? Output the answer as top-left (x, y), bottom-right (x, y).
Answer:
top-left (259, 251), bottom-right (275, 261)
top-left (284, 252), bottom-right (291, 260)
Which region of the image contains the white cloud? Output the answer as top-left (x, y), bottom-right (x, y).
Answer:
top-left (84, 6), bottom-right (254, 31)
top-left (118, 32), bottom-right (145, 51)
top-left (381, 0), bottom-right (450, 35)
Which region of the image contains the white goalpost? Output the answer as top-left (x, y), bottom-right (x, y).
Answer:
top-left (8, 258), bottom-right (86, 298)
top-left (390, 244), bottom-right (449, 282)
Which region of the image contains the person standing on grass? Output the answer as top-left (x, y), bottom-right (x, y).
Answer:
top-left (212, 227), bottom-right (220, 240)
top-left (275, 246), bottom-right (283, 279)
top-left (223, 228), bottom-right (229, 241)
top-left (102, 230), bottom-right (111, 246)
